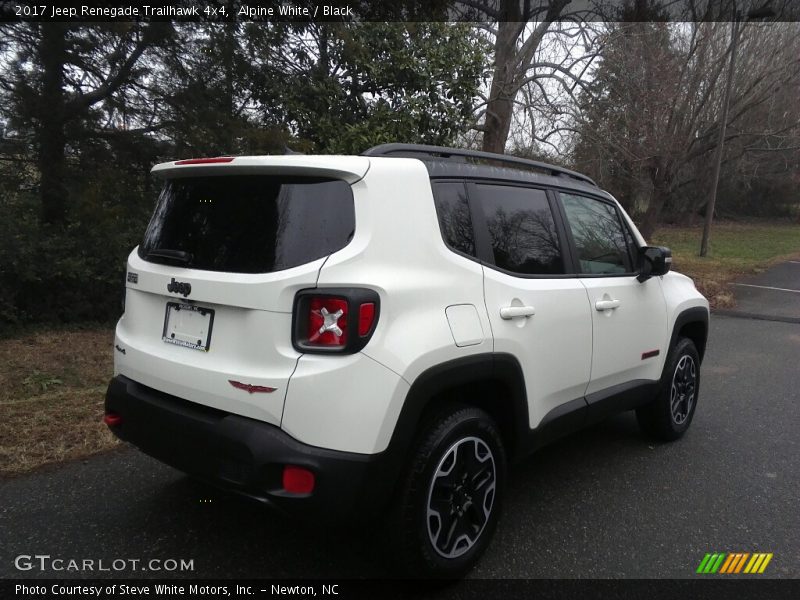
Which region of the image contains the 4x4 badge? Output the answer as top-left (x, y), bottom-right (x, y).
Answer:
top-left (167, 277), bottom-right (192, 297)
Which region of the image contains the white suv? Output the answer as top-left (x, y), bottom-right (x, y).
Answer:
top-left (105, 144), bottom-right (709, 578)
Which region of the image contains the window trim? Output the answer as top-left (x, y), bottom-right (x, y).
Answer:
top-left (554, 190), bottom-right (641, 278)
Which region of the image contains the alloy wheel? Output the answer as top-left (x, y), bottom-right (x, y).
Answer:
top-left (425, 436), bottom-right (496, 559)
top-left (670, 354), bottom-right (696, 425)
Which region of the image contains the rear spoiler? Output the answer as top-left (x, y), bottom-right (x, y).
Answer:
top-left (151, 155), bottom-right (370, 184)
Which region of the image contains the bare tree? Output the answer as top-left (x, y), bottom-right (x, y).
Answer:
top-left (459, 0), bottom-right (587, 153)
top-left (572, 19), bottom-right (800, 237)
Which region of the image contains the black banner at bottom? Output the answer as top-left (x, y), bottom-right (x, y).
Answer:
top-left (5, 579), bottom-right (800, 600)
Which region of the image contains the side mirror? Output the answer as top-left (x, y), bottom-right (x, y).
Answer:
top-left (637, 246), bottom-right (672, 282)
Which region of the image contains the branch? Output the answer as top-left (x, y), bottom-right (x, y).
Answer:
top-left (516, 61), bottom-right (593, 94)
top-left (515, 0), bottom-right (572, 72)
top-left (90, 122), bottom-right (175, 137)
top-left (65, 26), bottom-right (153, 116)
top-left (473, 22), bottom-right (498, 37)
top-left (453, 0), bottom-right (501, 21)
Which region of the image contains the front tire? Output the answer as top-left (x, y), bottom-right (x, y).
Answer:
top-left (636, 337), bottom-right (700, 441)
top-left (387, 405), bottom-right (506, 579)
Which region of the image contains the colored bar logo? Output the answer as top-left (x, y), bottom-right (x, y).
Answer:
top-left (696, 552), bottom-right (773, 574)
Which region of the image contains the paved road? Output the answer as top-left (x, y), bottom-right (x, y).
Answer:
top-left (727, 260), bottom-right (800, 322)
top-left (1, 314), bottom-right (797, 581)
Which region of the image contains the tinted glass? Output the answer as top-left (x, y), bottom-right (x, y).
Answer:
top-left (475, 185), bottom-right (563, 275)
top-left (139, 176), bottom-right (354, 273)
top-left (560, 193), bottom-right (633, 274)
top-left (432, 182), bottom-right (476, 257)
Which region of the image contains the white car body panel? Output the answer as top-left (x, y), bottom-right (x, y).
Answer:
top-left (281, 352), bottom-right (410, 455)
top-left (580, 276), bottom-right (668, 394)
top-left (482, 269), bottom-right (593, 428)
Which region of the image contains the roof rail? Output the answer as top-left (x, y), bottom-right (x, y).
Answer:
top-left (362, 143), bottom-right (597, 187)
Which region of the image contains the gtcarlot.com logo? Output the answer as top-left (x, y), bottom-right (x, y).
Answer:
top-left (14, 555), bottom-right (194, 572)
top-left (696, 552), bottom-right (773, 574)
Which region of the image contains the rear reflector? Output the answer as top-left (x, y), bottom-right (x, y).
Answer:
top-left (103, 413), bottom-right (123, 427)
top-left (307, 296), bottom-right (349, 347)
top-left (174, 157), bottom-right (234, 165)
top-left (358, 302), bottom-right (376, 336)
top-left (282, 466), bottom-right (315, 494)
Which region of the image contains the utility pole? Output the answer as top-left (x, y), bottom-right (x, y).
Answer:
top-left (699, 17), bottom-right (739, 257)
top-left (700, 2), bottom-right (776, 257)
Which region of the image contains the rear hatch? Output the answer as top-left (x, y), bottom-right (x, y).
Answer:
top-left (115, 156), bottom-right (368, 426)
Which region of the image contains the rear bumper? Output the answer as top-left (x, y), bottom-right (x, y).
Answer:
top-left (105, 375), bottom-right (397, 521)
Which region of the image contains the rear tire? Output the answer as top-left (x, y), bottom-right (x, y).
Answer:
top-left (636, 337), bottom-right (700, 441)
top-left (386, 405), bottom-right (506, 579)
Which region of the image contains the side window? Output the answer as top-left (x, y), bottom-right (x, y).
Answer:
top-left (560, 193), bottom-right (634, 274)
top-left (473, 184), bottom-right (564, 275)
top-left (432, 182), bottom-right (476, 257)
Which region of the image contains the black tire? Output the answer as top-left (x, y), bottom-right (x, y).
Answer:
top-left (386, 405), bottom-right (506, 579)
top-left (636, 337), bottom-right (701, 441)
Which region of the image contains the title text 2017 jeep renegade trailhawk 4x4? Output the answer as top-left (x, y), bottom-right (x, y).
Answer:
top-left (105, 144), bottom-right (709, 578)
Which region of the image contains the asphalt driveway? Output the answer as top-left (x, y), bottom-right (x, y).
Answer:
top-left (725, 260), bottom-right (800, 322)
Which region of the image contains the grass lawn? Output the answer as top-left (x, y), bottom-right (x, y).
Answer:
top-left (653, 221), bottom-right (800, 308)
top-left (0, 328), bottom-right (118, 477)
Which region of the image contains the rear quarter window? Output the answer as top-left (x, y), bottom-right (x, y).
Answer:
top-left (431, 181), bottom-right (476, 257)
top-left (139, 176), bottom-right (355, 274)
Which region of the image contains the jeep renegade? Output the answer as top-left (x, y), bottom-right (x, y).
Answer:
top-left (105, 144), bottom-right (709, 578)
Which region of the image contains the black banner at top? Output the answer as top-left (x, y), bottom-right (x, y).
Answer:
top-left (1, 0), bottom-right (800, 23)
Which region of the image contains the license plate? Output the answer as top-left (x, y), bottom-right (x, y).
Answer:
top-left (162, 302), bottom-right (215, 351)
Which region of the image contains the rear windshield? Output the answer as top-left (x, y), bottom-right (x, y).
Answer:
top-left (138, 175), bottom-right (355, 273)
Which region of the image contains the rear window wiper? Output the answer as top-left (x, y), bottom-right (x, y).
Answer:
top-left (145, 248), bottom-right (194, 265)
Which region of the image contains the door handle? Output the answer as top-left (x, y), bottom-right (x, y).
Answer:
top-left (500, 306), bottom-right (536, 320)
top-left (595, 299), bottom-right (621, 311)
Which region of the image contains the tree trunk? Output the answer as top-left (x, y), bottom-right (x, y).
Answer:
top-left (482, 20), bottom-right (518, 154)
top-left (38, 23), bottom-right (68, 226)
top-left (223, 4), bottom-right (237, 151)
top-left (639, 185), bottom-right (669, 240)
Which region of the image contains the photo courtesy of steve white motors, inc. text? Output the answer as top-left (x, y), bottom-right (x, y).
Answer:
top-left (13, 3), bottom-right (356, 19)
top-left (14, 584), bottom-right (340, 597)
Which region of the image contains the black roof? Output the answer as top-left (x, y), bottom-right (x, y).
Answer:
top-left (362, 143), bottom-right (598, 188)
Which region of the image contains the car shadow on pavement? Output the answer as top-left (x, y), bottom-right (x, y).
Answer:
top-left (140, 473), bottom-right (392, 578)
top-left (133, 413), bottom-right (649, 579)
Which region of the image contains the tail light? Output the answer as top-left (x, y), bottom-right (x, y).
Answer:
top-left (293, 288), bottom-right (380, 354)
top-left (308, 296), bottom-right (349, 347)
top-left (358, 303), bottom-right (376, 336)
top-left (174, 157), bottom-right (234, 165)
